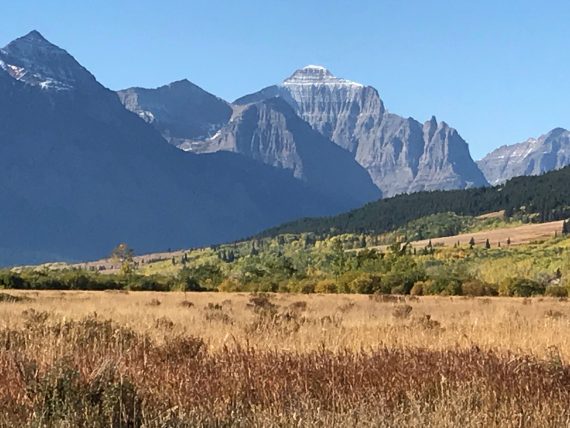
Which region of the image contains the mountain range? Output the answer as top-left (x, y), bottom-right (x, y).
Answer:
top-left (0, 31), bottom-right (356, 265)
top-left (123, 65), bottom-right (490, 198)
top-left (1, 30), bottom-right (569, 264)
top-left (477, 128), bottom-right (570, 185)
top-left (234, 65), bottom-right (489, 197)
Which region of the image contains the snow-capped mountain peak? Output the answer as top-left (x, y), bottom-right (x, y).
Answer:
top-left (283, 65), bottom-right (363, 87)
top-left (0, 30), bottom-right (97, 91)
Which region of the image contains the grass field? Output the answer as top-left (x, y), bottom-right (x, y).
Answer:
top-left (371, 219), bottom-right (564, 250)
top-left (0, 291), bottom-right (569, 426)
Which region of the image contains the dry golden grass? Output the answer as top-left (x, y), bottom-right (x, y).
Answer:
top-left (1, 291), bottom-right (569, 358)
top-left (365, 219), bottom-right (564, 251)
top-left (0, 291), bottom-right (569, 426)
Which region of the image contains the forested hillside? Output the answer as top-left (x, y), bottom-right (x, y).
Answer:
top-left (261, 166), bottom-right (570, 237)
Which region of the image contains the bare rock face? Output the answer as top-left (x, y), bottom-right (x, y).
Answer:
top-left (0, 30), bottom-right (98, 91)
top-left (478, 128), bottom-right (570, 185)
top-left (117, 80), bottom-right (232, 148)
top-left (236, 65), bottom-right (488, 197)
top-left (203, 97), bottom-right (381, 208)
top-left (236, 65), bottom-right (385, 154)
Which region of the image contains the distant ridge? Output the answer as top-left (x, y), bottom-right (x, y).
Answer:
top-left (478, 128), bottom-right (570, 184)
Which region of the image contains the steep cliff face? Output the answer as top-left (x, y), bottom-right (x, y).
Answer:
top-left (478, 128), bottom-right (570, 185)
top-left (236, 65), bottom-right (488, 197)
top-left (203, 97), bottom-right (382, 208)
top-left (236, 65), bottom-right (385, 154)
top-left (410, 118), bottom-right (489, 192)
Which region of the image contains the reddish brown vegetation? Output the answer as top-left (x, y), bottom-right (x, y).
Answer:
top-left (0, 314), bottom-right (569, 426)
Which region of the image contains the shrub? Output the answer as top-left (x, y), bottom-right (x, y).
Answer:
top-left (0, 270), bottom-right (27, 289)
top-left (390, 285), bottom-right (406, 295)
top-left (392, 304), bottom-right (413, 319)
top-left (314, 279), bottom-right (338, 294)
top-left (348, 274), bottom-right (382, 294)
top-left (127, 276), bottom-right (171, 292)
top-left (499, 278), bottom-right (545, 297)
top-left (296, 279), bottom-right (316, 294)
top-left (545, 285), bottom-right (568, 298)
top-left (410, 281), bottom-right (427, 296)
top-left (461, 280), bottom-right (498, 296)
top-left (217, 278), bottom-right (241, 292)
top-left (424, 277), bottom-right (462, 296)
top-left (247, 293), bottom-right (277, 315)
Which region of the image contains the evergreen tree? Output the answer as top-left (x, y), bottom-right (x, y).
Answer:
top-left (485, 239), bottom-right (491, 249)
top-left (469, 237), bottom-right (475, 249)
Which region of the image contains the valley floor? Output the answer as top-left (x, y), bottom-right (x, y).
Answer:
top-left (0, 291), bottom-right (569, 426)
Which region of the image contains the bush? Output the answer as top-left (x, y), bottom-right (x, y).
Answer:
top-left (314, 279), bottom-right (338, 293)
top-left (0, 270), bottom-right (27, 288)
top-left (461, 280), bottom-right (498, 296)
top-left (348, 274), bottom-right (382, 294)
top-left (499, 278), bottom-right (545, 297)
top-left (410, 281), bottom-right (427, 296)
top-left (217, 278), bottom-right (241, 292)
top-left (295, 279), bottom-right (316, 294)
top-left (390, 285), bottom-right (406, 295)
top-left (424, 277), bottom-right (462, 296)
top-left (545, 285), bottom-right (568, 298)
top-left (127, 276), bottom-right (171, 292)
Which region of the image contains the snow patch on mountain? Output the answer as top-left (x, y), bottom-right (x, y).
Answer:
top-left (0, 30), bottom-right (96, 91)
top-left (478, 129), bottom-right (570, 184)
top-left (283, 65), bottom-right (364, 87)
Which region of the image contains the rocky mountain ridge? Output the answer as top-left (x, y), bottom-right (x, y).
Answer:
top-left (235, 65), bottom-right (489, 196)
top-left (477, 128), bottom-right (570, 184)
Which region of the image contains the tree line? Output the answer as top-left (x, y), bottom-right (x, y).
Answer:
top-left (261, 166), bottom-right (570, 237)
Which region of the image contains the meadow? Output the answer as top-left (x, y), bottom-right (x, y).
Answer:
top-left (0, 290), bottom-right (569, 426)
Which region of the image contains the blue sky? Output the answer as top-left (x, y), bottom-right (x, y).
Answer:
top-left (2, 0), bottom-right (570, 159)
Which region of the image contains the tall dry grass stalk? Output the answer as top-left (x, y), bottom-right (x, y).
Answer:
top-left (0, 291), bottom-right (569, 426)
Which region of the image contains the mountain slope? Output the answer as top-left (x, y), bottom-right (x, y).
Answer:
top-left (235, 65), bottom-right (488, 197)
top-left (199, 97), bottom-right (381, 208)
top-left (0, 31), bottom-right (343, 265)
top-left (260, 165), bottom-right (570, 237)
top-left (478, 128), bottom-right (570, 185)
top-left (117, 80), bottom-right (232, 147)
